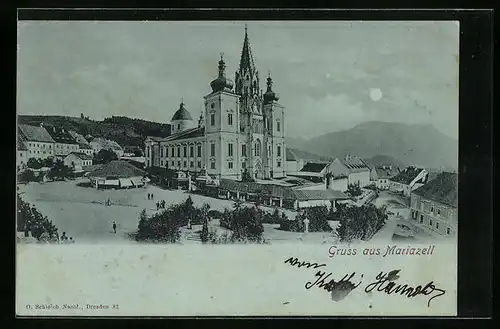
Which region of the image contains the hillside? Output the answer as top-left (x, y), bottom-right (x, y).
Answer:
top-left (17, 115), bottom-right (171, 148)
top-left (297, 121), bottom-right (458, 170)
top-left (363, 155), bottom-right (407, 168)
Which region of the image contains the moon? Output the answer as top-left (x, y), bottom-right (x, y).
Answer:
top-left (369, 88), bottom-right (382, 101)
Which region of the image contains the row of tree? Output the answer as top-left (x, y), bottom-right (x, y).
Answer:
top-left (19, 159), bottom-right (74, 183)
top-left (17, 194), bottom-right (60, 242)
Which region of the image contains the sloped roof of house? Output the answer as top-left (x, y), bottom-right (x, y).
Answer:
top-left (300, 162), bottom-right (329, 173)
top-left (18, 124), bottom-right (55, 143)
top-left (374, 166), bottom-right (401, 179)
top-left (69, 131), bottom-right (90, 145)
top-left (44, 125), bottom-right (78, 144)
top-left (88, 160), bottom-right (147, 178)
top-left (164, 126), bottom-right (205, 142)
top-left (17, 136), bottom-right (28, 151)
top-left (340, 157), bottom-right (370, 172)
top-left (67, 152), bottom-right (93, 160)
top-left (78, 143), bottom-right (92, 150)
top-left (412, 172), bottom-right (458, 208)
top-left (390, 166), bottom-right (424, 184)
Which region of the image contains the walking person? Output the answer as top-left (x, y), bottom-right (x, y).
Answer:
top-left (151, 193), bottom-right (154, 200)
top-left (112, 222), bottom-right (117, 234)
top-left (61, 231), bottom-right (67, 242)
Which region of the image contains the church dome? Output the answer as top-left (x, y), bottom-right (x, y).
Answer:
top-left (172, 102), bottom-right (193, 121)
top-left (210, 54), bottom-right (234, 93)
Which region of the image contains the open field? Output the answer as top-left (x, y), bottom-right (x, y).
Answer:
top-left (17, 179), bottom-right (341, 244)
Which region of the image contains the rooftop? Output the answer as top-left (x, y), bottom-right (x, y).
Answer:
top-left (340, 157), bottom-right (370, 171)
top-left (18, 124), bottom-right (55, 143)
top-left (300, 162), bottom-right (329, 173)
top-left (374, 166), bottom-right (401, 179)
top-left (390, 166), bottom-right (425, 184)
top-left (412, 172), bottom-right (458, 208)
top-left (88, 160), bottom-right (147, 178)
top-left (44, 125), bottom-right (78, 144)
top-left (67, 152), bottom-right (93, 160)
top-left (171, 102), bottom-right (193, 121)
top-left (164, 126), bottom-right (205, 142)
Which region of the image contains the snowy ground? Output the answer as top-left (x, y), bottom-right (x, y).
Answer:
top-left (19, 179), bottom-right (335, 244)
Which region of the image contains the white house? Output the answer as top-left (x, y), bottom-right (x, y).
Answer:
top-left (389, 166), bottom-right (428, 197)
top-left (17, 137), bottom-right (29, 169)
top-left (18, 124), bottom-right (56, 161)
top-left (372, 165), bottom-right (401, 190)
top-left (90, 137), bottom-right (124, 157)
top-left (44, 125), bottom-right (79, 157)
top-left (64, 152), bottom-right (93, 173)
top-left (285, 148), bottom-right (331, 176)
top-left (328, 155), bottom-right (371, 187)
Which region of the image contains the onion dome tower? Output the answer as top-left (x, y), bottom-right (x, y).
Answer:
top-left (210, 53), bottom-right (234, 93)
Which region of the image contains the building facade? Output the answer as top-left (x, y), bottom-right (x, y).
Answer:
top-left (328, 155), bottom-right (371, 187)
top-left (389, 166), bottom-right (428, 197)
top-left (408, 172), bottom-right (458, 237)
top-left (18, 124), bottom-right (55, 161)
top-left (145, 26), bottom-right (286, 181)
top-left (44, 125), bottom-right (79, 157)
top-left (64, 152), bottom-right (93, 172)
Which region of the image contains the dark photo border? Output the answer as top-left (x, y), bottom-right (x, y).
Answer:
top-left (8, 7), bottom-right (493, 326)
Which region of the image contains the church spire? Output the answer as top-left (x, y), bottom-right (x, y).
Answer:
top-left (239, 24), bottom-right (256, 73)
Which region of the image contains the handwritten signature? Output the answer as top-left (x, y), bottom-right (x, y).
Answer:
top-left (284, 257), bottom-right (446, 307)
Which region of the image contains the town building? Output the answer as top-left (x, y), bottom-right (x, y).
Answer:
top-left (64, 152), bottom-right (93, 173)
top-left (68, 130), bottom-right (90, 146)
top-left (88, 160), bottom-right (148, 189)
top-left (285, 148), bottom-right (331, 176)
top-left (89, 137), bottom-right (124, 157)
top-left (327, 155), bottom-right (371, 187)
top-left (408, 172), bottom-right (458, 237)
top-left (371, 165), bottom-right (401, 190)
top-left (145, 26), bottom-right (286, 181)
top-left (77, 143), bottom-right (94, 156)
top-left (44, 125), bottom-right (79, 157)
top-left (18, 124), bottom-right (55, 160)
top-left (17, 136), bottom-right (29, 169)
top-left (389, 166), bottom-right (428, 197)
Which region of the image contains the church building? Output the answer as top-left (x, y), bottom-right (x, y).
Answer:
top-left (145, 26), bottom-right (286, 181)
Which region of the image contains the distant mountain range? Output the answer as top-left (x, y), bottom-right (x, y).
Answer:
top-left (18, 116), bottom-right (457, 170)
top-left (286, 121), bottom-right (458, 171)
top-left (18, 115), bottom-right (171, 148)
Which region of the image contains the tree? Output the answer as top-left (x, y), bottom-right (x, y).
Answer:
top-left (200, 217), bottom-right (209, 243)
top-left (241, 168), bottom-right (255, 182)
top-left (27, 158), bottom-right (43, 170)
top-left (335, 203), bottom-right (388, 242)
top-left (347, 182), bottom-right (363, 197)
top-left (94, 149), bottom-right (118, 164)
top-left (17, 194), bottom-right (60, 242)
top-left (133, 149), bottom-right (143, 157)
top-left (136, 209), bottom-right (149, 240)
top-left (20, 169), bottom-right (36, 182)
top-left (47, 160), bottom-right (72, 181)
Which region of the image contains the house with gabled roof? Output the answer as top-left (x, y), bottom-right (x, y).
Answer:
top-left (18, 124), bottom-right (56, 161)
top-left (372, 165), bottom-right (401, 190)
top-left (44, 124), bottom-right (79, 157)
top-left (64, 152), bottom-right (93, 173)
top-left (408, 172), bottom-right (458, 237)
top-left (389, 166), bottom-right (428, 197)
top-left (328, 154), bottom-right (371, 187)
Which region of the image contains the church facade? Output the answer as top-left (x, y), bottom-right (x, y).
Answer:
top-left (145, 27), bottom-right (286, 181)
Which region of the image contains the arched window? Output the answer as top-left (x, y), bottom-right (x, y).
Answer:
top-left (254, 139), bottom-right (261, 157)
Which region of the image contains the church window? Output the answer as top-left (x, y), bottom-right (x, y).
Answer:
top-left (183, 146), bottom-right (187, 157)
top-left (255, 141), bottom-right (261, 157)
top-left (211, 103), bottom-right (215, 109)
top-left (228, 113), bottom-right (233, 125)
top-left (171, 147), bottom-right (175, 157)
top-left (197, 145), bottom-right (202, 157)
top-left (177, 161), bottom-right (181, 167)
top-left (172, 161), bottom-right (174, 167)
top-left (242, 161), bottom-right (246, 169)
top-left (177, 147), bottom-right (181, 157)
top-left (211, 113), bottom-right (215, 126)
top-left (228, 162), bottom-right (233, 169)
top-left (183, 161), bottom-right (187, 168)
top-left (210, 162), bottom-right (216, 169)
top-left (160, 148), bottom-right (164, 157)
top-left (210, 143), bottom-right (215, 157)
top-left (190, 146), bottom-right (194, 157)
top-left (160, 160), bottom-right (164, 166)
top-left (190, 161), bottom-right (194, 168)
top-left (277, 161), bottom-right (281, 168)
top-left (277, 146), bottom-right (281, 157)
top-left (228, 143), bottom-right (233, 157)
top-left (277, 120), bottom-right (281, 132)
top-left (177, 124), bottom-right (180, 130)
top-left (198, 161), bottom-right (201, 168)
top-left (242, 144), bottom-right (247, 157)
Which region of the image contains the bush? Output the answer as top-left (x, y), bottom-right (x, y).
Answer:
top-left (347, 182), bottom-right (363, 197)
top-left (17, 194), bottom-right (60, 242)
top-left (335, 203), bottom-right (388, 242)
top-left (19, 169), bottom-right (37, 183)
top-left (262, 208), bottom-right (282, 224)
top-left (135, 208), bottom-right (181, 243)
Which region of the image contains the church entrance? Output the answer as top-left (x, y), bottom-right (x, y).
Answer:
top-left (254, 160), bottom-right (264, 180)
